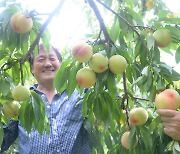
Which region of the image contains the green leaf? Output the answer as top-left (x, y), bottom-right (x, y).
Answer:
top-left (104, 132), bottom-right (113, 149)
top-left (174, 141), bottom-right (180, 152)
top-left (126, 64), bottom-right (133, 83)
top-left (147, 34), bottom-right (155, 50)
top-left (0, 78), bottom-right (10, 96)
top-left (67, 62), bottom-right (80, 97)
top-left (93, 98), bottom-right (102, 121)
top-left (86, 91), bottom-right (95, 112)
top-left (31, 91), bottom-right (49, 135)
top-left (110, 16), bottom-right (120, 41)
top-left (0, 123), bottom-right (4, 146)
top-left (133, 75), bottom-right (148, 86)
top-left (135, 39), bottom-right (142, 58)
top-left (165, 24), bottom-right (180, 39)
top-left (20, 33), bottom-right (30, 54)
top-left (11, 63), bottom-right (20, 86)
top-left (41, 29), bottom-right (51, 50)
top-left (125, 7), bottom-right (143, 25)
top-left (139, 42), bottom-right (148, 66)
top-left (19, 100), bottom-right (34, 133)
top-left (159, 63), bottom-right (173, 74)
top-left (175, 46), bottom-right (180, 63)
top-left (31, 91), bottom-right (42, 124)
top-left (152, 46), bottom-right (160, 62)
top-left (128, 126), bottom-right (136, 150)
top-left (54, 59), bottom-right (72, 93)
top-left (158, 17), bottom-right (180, 25)
top-left (106, 73), bottom-right (117, 98)
top-left (140, 125), bottom-right (153, 150)
top-left (99, 94), bottom-right (109, 123)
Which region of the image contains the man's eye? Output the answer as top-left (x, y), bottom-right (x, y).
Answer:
top-left (50, 58), bottom-right (56, 61)
top-left (37, 58), bottom-right (45, 62)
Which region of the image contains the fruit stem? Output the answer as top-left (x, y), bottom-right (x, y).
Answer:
top-left (20, 62), bottom-right (24, 86)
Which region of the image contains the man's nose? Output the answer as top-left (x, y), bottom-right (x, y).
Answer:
top-left (44, 59), bottom-right (52, 67)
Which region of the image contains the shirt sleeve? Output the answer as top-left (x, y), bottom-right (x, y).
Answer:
top-left (0, 119), bottom-right (18, 153)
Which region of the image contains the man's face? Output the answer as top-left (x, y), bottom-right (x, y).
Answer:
top-left (31, 47), bottom-right (61, 84)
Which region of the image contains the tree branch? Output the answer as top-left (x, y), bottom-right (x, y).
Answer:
top-left (86, 0), bottom-right (113, 45)
top-left (20, 0), bottom-right (65, 64)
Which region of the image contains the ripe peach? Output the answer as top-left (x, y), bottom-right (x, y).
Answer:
top-left (12, 85), bottom-right (30, 101)
top-left (153, 29), bottom-right (172, 48)
top-left (109, 55), bottom-right (127, 74)
top-left (146, 0), bottom-right (154, 10)
top-left (90, 53), bottom-right (108, 73)
top-left (72, 43), bottom-right (93, 62)
top-left (155, 89), bottom-right (180, 110)
top-left (10, 12), bottom-right (33, 34)
top-left (166, 13), bottom-right (175, 18)
top-left (3, 101), bottom-right (21, 118)
top-left (121, 131), bottom-right (138, 149)
top-left (76, 67), bottom-right (96, 88)
top-left (129, 107), bottom-right (148, 126)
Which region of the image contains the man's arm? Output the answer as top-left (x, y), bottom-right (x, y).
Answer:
top-left (157, 109), bottom-right (180, 141)
top-left (1, 119), bottom-right (18, 153)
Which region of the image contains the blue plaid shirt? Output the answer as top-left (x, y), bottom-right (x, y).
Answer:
top-left (1, 85), bottom-right (91, 154)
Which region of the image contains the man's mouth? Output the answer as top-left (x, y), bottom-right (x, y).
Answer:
top-left (43, 69), bottom-right (55, 72)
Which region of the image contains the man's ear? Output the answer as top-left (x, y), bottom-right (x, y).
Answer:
top-left (30, 66), bottom-right (34, 76)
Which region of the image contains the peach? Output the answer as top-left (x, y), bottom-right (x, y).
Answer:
top-left (153, 29), bottom-right (172, 48)
top-left (10, 12), bottom-right (33, 33)
top-left (166, 13), bottom-right (175, 18)
top-left (109, 55), bottom-right (127, 74)
top-left (90, 53), bottom-right (108, 73)
top-left (129, 107), bottom-right (148, 126)
top-left (121, 131), bottom-right (138, 149)
top-left (12, 85), bottom-right (30, 101)
top-left (76, 67), bottom-right (96, 88)
top-left (155, 89), bottom-right (180, 110)
top-left (146, 0), bottom-right (154, 10)
top-left (3, 101), bottom-right (21, 118)
top-left (72, 43), bottom-right (93, 62)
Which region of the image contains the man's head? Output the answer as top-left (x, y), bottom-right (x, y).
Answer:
top-left (29, 44), bottom-right (62, 84)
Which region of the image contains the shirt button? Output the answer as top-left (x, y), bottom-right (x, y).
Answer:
top-left (47, 105), bottom-right (50, 108)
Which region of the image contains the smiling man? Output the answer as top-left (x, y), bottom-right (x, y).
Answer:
top-left (1, 43), bottom-right (91, 154)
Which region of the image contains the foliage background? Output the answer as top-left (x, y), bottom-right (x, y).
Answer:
top-left (0, 0), bottom-right (180, 153)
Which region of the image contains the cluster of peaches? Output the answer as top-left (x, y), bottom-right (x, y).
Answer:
top-left (72, 43), bottom-right (127, 88)
top-left (2, 85), bottom-right (30, 118)
top-left (121, 89), bottom-right (180, 149)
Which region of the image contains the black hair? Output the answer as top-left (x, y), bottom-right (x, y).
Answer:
top-left (28, 44), bottom-right (62, 69)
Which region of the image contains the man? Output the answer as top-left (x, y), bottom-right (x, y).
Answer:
top-left (1, 44), bottom-right (91, 154)
top-left (157, 109), bottom-right (180, 141)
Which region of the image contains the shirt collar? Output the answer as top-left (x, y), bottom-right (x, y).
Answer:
top-left (30, 84), bottom-right (62, 96)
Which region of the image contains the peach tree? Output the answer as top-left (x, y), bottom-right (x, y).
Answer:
top-left (0, 0), bottom-right (180, 154)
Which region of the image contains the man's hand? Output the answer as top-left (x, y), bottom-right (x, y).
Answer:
top-left (157, 109), bottom-right (180, 141)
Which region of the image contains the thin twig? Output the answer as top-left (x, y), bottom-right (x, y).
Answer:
top-left (134, 25), bottom-right (154, 31)
top-left (128, 92), bottom-right (150, 101)
top-left (20, 62), bottom-right (24, 86)
top-left (96, 0), bottom-right (140, 36)
top-left (122, 72), bottom-right (130, 128)
top-left (92, 29), bottom-right (102, 45)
